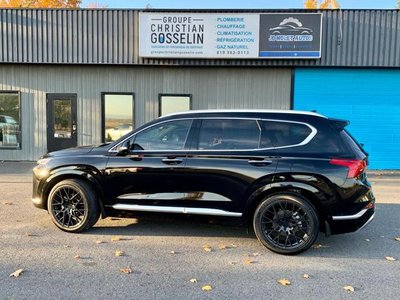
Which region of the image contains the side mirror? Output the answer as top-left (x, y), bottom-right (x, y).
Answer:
top-left (117, 141), bottom-right (130, 156)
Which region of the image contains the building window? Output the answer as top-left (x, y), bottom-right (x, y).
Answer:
top-left (0, 91), bottom-right (21, 149)
top-left (159, 94), bottom-right (191, 117)
top-left (102, 93), bottom-right (135, 142)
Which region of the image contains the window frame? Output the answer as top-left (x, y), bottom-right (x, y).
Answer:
top-left (259, 119), bottom-right (317, 150)
top-left (0, 90), bottom-right (21, 150)
top-left (101, 92), bottom-right (135, 143)
top-left (158, 94), bottom-right (192, 117)
top-left (109, 117), bottom-right (317, 153)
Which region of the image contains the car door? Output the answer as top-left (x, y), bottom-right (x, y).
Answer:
top-left (104, 118), bottom-right (193, 208)
top-left (184, 118), bottom-right (279, 215)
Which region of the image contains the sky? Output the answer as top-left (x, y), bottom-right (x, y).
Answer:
top-left (82, 0), bottom-right (397, 9)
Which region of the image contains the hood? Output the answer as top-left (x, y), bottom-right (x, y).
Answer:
top-left (45, 145), bottom-right (95, 157)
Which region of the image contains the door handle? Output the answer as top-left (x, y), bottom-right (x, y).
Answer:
top-left (162, 158), bottom-right (183, 165)
top-left (248, 159), bottom-right (273, 166)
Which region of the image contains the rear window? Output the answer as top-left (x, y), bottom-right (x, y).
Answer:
top-left (340, 130), bottom-right (367, 158)
top-left (260, 121), bottom-right (312, 148)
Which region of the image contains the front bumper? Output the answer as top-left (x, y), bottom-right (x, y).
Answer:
top-left (32, 170), bottom-right (47, 210)
top-left (32, 197), bottom-right (46, 209)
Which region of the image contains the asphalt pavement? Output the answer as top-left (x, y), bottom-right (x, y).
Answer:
top-left (0, 162), bottom-right (399, 299)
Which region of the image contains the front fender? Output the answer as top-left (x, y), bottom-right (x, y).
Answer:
top-left (39, 165), bottom-right (106, 214)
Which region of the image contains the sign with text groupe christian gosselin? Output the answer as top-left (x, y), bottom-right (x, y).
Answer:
top-left (139, 12), bottom-right (322, 59)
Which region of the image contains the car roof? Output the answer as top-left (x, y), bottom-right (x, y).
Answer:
top-left (160, 109), bottom-right (327, 119)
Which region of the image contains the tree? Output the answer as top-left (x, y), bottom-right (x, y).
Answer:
top-left (0, 0), bottom-right (81, 8)
top-left (397, 0), bottom-right (400, 9)
top-left (304, 0), bottom-right (340, 9)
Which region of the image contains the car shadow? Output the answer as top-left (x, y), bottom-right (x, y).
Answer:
top-left (85, 203), bottom-right (399, 258)
top-left (88, 214), bottom-right (253, 239)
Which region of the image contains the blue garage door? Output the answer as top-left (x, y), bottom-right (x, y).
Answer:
top-left (294, 68), bottom-right (400, 169)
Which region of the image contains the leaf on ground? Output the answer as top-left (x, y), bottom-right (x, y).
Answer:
top-left (25, 233), bottom-right (38, 237)
top-left (278, 279), bottom-right (291, 286)
top-left (111, 236), bottom-right (122, 242)
top-left (218, 244), bottom-right (227, 250)
top-left (189, 278), bottom-right (197, 283)
top-left (120, 267), bottom-right (132, 274)
top-left (9, 269), bottom-right (24, 278)
top-left (74, 255), bottom-right (81, 259)
top-left (203, 244), bottom-right (212, 252)
top-left (395, 237), bottom-right (400, 242)
top-left (202, 284), bottom-right (213, 291)
top-left (230, 244), bottom-right (238, 248)
top-left (343, 285), bottom-right (355, 293)
top-left (169, 251), bottom-right (177, 254)
top-left (115, 250), bottom-right (125, 257)
top-left (63, 245), bottom-right (70, 248)
top-left (2, 202), bottom-right (13, 205)
top-left (312, 244), bottom-right (328, 249)
top-left (96, 240), bottom-right (105, 244)
top-left (244, 258), bottom-right (255, 265)
top-left (303, 274), bottom-right (310, 279)
top-left (251, 252), bottom-right (260, 257)
top-left (385, 256), bottom-right (397, 261)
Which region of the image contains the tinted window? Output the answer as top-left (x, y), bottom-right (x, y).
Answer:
top-left (133, 119), bottom-right (192, 150)
top-left (277, 128), bottom-right (347, 157)
top-left (260, 121), bottom-right (312, 148)
top-left (340, 130), bottom-right (367, 158)
top-left (197, 119), bottom-right (260, 150)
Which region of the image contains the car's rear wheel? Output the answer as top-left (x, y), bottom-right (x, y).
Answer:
top-left (48, 179), bottom-right (100, 232)
top-left (253, 193), bottom-right (319, 255)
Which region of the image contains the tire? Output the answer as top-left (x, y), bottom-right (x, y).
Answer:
top-left (47, 179), bottom-right (100, 233)
top-left (253, 193), bottom-right (319, 255)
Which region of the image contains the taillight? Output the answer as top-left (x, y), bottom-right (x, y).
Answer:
top-left (329, 158), bottom-right (367, 178)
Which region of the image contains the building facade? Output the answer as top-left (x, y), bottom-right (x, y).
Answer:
top-left (0, 9), bottom-right (399, 169)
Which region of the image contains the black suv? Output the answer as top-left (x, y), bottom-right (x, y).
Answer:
top-left (32, 110), bottom-right (375, 254)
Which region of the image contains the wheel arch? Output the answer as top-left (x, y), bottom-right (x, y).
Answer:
top-left (42, 167), bottom-right (107, 218)
top-left (244, 182), bottom-right (328, 232)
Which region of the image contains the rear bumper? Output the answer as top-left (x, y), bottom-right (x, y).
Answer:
top-left (329, 206), bottom-right (375, 234)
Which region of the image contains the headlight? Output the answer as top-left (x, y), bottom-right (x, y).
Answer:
top-left (37, 158), bottom-right (50, 165)
top-left (33, 158), bottom-right (50, 179)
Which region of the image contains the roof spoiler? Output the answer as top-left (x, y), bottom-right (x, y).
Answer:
top-left (329, 118), bottom-right (350, 130)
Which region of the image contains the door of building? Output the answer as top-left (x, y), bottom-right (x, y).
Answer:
top-left (46, 94), bottom-right (77, 152)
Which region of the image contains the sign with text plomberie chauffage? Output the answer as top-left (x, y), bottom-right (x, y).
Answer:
top-left (139, 12), bottom-right (322, 59)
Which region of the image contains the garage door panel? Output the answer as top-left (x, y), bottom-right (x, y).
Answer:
top-left (294, 68), bottom-right (400, 169)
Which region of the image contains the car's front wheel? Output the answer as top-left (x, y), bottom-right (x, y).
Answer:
top-left (47, 179), bottom-right (100, 232)
top-left (253, 193), bottom-right (319, 255)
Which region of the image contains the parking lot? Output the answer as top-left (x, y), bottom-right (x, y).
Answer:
top-left (0, 162), bottom-right (399, 299)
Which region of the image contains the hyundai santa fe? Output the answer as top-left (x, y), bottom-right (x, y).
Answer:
top-left (32, 110), bottom-right (375, 254)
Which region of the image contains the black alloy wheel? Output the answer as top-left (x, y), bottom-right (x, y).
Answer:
top-left (48, 179), bottom-right (100, 232)
top-left (253, 194), bottom-right (319, 255)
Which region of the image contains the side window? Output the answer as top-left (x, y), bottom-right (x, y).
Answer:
top-left (260, 121), bottom-right (312, 148)
top-left (133, 119), bottom-right (192, 150)
top-left (197, 119), bottom-right (260, 150)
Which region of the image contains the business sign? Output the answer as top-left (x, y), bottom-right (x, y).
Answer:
top-left (139, 12), bottom-right (322, 59)
top-left (259, 13), bottom-right (323, 58)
